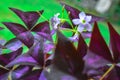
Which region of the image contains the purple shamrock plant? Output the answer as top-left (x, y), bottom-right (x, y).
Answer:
top-left (0, 2), bottom-right (120, 80)
top-left (3, 8), bottom-right (52, 48)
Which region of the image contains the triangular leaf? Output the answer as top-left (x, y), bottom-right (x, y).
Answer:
top-left (9, 8), bottom-right (44, 29)
top-left (6, 42), bottom-right (45, 67)
top-left (5, 38), bottom-right (22, 51)
top-left (3, 22), bottom-right (27, 35)
top-left (0, 48), bottom-right (23, 66)
top-left (108, 22), bottom-right (120, 62)
top-left (89, 22), bottom-right (113, 62)
top-left (53, 31), bottom-right (85, 79)
top-left (77, 34), bottom-right (88, 57)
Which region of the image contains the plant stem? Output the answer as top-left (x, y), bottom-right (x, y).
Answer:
top-left (100, 64), bottom-right (115, 80)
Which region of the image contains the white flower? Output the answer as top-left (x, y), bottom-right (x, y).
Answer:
top-left (51, 13), bottom-right (61, 29)
top-left (72, 12), bottom-right (92, 32)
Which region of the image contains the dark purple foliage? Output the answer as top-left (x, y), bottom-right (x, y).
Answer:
top-left (53, 31), bottom-right (87, 80)
top-left (0, 48), bottom-right (23, 66)
top-left (9, 8), bottom-right (44, 29)
top-left (1, 4), bottom-right (120, 80)
top-left (3, 8), bottom-right (52, 48)
top-left (32, 21), bottom-right (52, 41)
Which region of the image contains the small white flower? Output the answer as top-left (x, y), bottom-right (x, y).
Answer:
top-left (51, 13), bottom-right (61, 29)
top-left (72, 12), bottom-right (92, 32)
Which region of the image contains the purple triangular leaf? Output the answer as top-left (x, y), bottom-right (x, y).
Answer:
top-left (83, 22), bottom-right (113, 78)
top-left (0, 48), bottom-right (23, 66)
top-left (53, 31), bottom-right (85, 79)
top-left (5, 38), bottom-right (22, 51)
top-left (16, 31), bottom-right (34, 48)
top-left (6, 41), bottom-right (45, 67)
top-left (6, 53), bottom-right (39, 67)
top-left (18, 69), bottom-right (42, 80)
top-left (77, 34), bottom-right (88, 57)
top-left (11, 65), bottom-right (33, 79)
top-left (32, 21), bottom-right (52, 41)
top-left (89, 22), bottom-right (113, 62)
top-left (40, 65), bottom-right (86, 80)
top-left (9, 8), bottom-right (44, 29)
top-left (61, 3), bottom-right (104, 25)
top-left (3, 22), bottom-right (27, 35)
top-left (108, 22), bottom-right (120, 62)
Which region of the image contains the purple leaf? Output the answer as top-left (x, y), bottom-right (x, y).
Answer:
top-left (83, 22), bottom-right (113, 78)
top-left (3, 22), bottom-right (34, 48)
top-left (6, 53), bottom-right (39, 67)
top-left (3, 22), bottom-right (27, 35)
top-left (53, 31), bottom-right (86, 79)
top-left (18, 69), bottom-right (42, 80)
top-left (40, 65), bottom-right (81, 80)
top-left (9, 8), bottom-right (44, 29)
top-left (6, 42), bottom-right (45, 67)
top-left (61, 3), bottom-right (104, 25)
top-left (77, 34), bottom-right (88, 57)
top-left (32, 21), bottom-right (52, 41)
top-left (16, 31), bottom-right (34, 48)
top-left (0, 48), bottom-right (23, 66)
top-left (11, 65), bottom-right (33, 79)
top-left (28, 41), bottom-right (44, 66)
top-left (5, 38), bottom-right (22, 51)
top-left (89, 22), bottom-right (113, 62)
top-left (108, 22), bottom-right (120, 63)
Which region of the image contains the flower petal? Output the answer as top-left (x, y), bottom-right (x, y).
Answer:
top-left (85, 16), bottom-right (92, 22)
top-left (77, 25), bottom-right (84, 32)
top-left (79, 12), bottom-right (86, 20)
top-left (85, 23), bottom-right (92, 31)
top-left (72, 19), bottom-right (81, 25)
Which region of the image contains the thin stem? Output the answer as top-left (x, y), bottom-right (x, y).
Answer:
top-left (0, 65), bottom-right (9, 70)
top-left (61, 5), bottom-right (65, 18)
top-left (100, 64), bottom-right (115, 80)
top-left (59, 28), bottom-right (76, 32)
